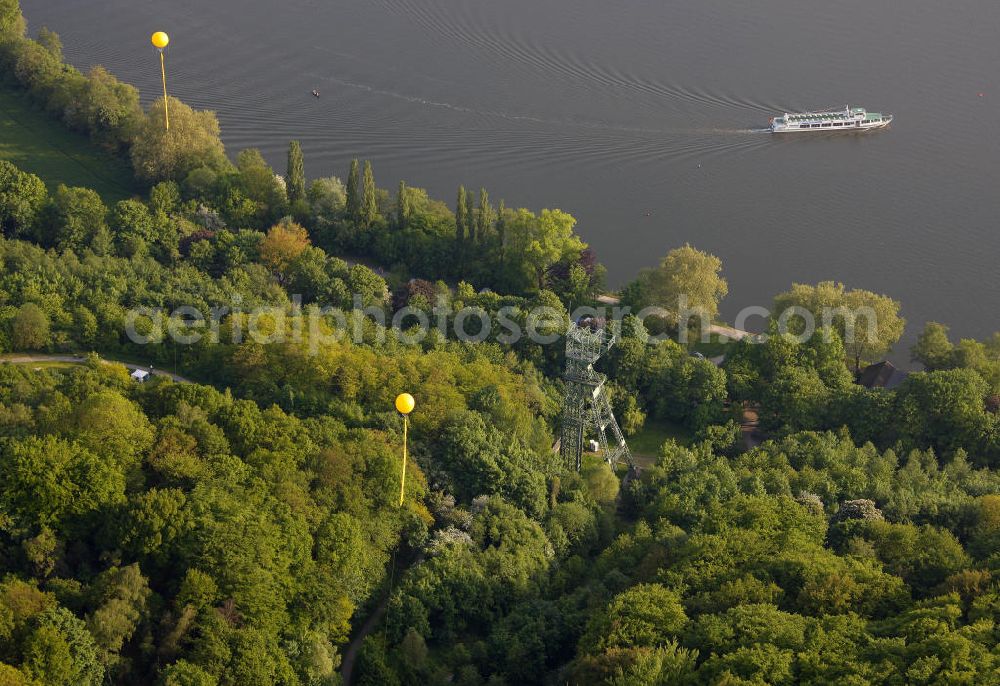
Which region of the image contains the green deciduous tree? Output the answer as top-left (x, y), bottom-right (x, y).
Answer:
top-left (73, 390), bottom-right (155, 469)
top-left (150, 181), bottom-right (181, 216)
top-left (433, 412), bottom-right (549, 517)
top-left (761, 365), bottom-right (830, 434)
top-left (604, 644), bottom-right (699, 686)
top-left (80, 66), bottom-right (143, 153)
top-left (10, 38), bottom-right (62, 98)
top-left (232, 148), bottom-right (286, 228)
top-left (505, 208), bottom-right (585, 291)
top-left (158, 660), bottom-right (218, 686)
top-left (285, 140), bottom-right (306, 205)
top-left (837, 520), bottom-right (972, 592)
top-left (35, 27), bottom-right (61, 59)
top-left (581, 584), bottom-right (688, 652)
top-left (912, 322), bottom-right (955, 370)
top-left (308, 176), bottom-right (346, 220)
top-left (23, 622), bottom-right (74, 685)
top-left (626, 244), bottom-right (728, 330)
top-left (968, 494), bottom-right (1000, 561)
top-left (347, 263), bottom-right (388, 306)
top-left (111, 198), bottom-right (155, 247)
top-left (647, 348), bottom-right (729, 430)
top-left (130, 97), bottom-right (230, 182)
top-left (44, 184), bottom-right (107, 251)
top-left (895, 369), bottom-right (991, 457)
top-left (86, 564), bottom-right (151, 660)
top-left (10, 302), bottom-right (50, 350)
top-left (0, 0), bottom-right (25, 38)
top-left (774, 281), bottom-right (905, 370)
top-left (0, 435), bottom-right (125, 530)
top-left (0, 161), bottom-right (47, 238)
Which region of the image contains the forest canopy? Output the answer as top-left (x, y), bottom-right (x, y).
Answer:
top-left (2, 2), bottom-right (999, 684)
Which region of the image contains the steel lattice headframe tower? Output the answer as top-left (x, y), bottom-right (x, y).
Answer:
top-left (560, 319), bottom-right (632, 471)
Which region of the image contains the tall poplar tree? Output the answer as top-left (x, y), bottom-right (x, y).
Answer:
top-left (286, 141), bottom-right (306, 204)
top-left (361, 160), bottom-right (378, 227)
top-left (455, 185), bottom-right (468, 248)
top-left (477, 187), bottom-right (495, 242)
top-left (346, 158), bottom-right (361, 220)
top-left (464, 189), bottom-right (475, 244)
top-left (496, 199), bottom-right (507, 270)
top-left (397, 180), bottom-right (411, 229)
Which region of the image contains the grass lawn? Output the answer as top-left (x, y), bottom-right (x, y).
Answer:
top-left (99, 350), bottom-right (183, 375)
top-left (24, 360), bottom-right (73, 369)
top-left (0, 86), bottom-right (138, 203)
top-left (1, 360), bottom-right (77, 370)
top-left (691, 332), bottom-right (738, 359)
top-left (626, 418), bottom-right (692, 461)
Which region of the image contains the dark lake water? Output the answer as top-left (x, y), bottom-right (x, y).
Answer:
top-left (22, 0), bottom-right (1000, 354)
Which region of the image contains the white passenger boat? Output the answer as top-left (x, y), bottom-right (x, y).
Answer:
top-left (770, 106), bottom-right (892, 133)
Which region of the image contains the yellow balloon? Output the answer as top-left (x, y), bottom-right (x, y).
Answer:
top-left (151, 31), bottom-right (170, 49)
top-left (395, 393), bottom-right (415, 415)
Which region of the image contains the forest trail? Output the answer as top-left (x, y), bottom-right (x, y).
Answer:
top-left (339, 592), bottom-right (391, 685)
top-left (340, 550), bottom-right (423, 685)
top-left (1, 353), bottom-right (193, 384)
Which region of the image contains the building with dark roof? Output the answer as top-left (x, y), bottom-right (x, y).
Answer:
top-left (857, 361), bottom-right (909, 390)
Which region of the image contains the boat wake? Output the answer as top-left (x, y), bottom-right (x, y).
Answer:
top-left (307, 68), bottom-right (770, 140)
top-left (693, 127), bottom-right (772, 135)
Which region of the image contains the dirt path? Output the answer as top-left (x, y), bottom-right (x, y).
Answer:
top-left (340, 550), bottom-right (423, 685)
top-left (1, 353), bottom-right (193, 384)
top-left (339, 594), bottom-right (391, 685)
top-left (706, 323), bottom-right (755, 341)
top-left (740, 404), bottom-right (764, 451)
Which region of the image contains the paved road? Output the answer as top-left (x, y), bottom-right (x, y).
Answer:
top-left (2, 354), bottom-right (193, 384)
